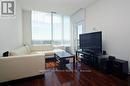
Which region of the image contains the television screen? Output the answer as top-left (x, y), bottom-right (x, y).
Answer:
top-left (79, 31), bottom-right (102, 54)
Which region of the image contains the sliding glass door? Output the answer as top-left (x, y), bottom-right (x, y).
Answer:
top-left (74, 21), bottom-right (84, 51)
top-left (77, 24), bottom-right (83, 48)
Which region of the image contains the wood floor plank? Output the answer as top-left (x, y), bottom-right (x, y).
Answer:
top-left (0, 61), bottom-right (129, 86)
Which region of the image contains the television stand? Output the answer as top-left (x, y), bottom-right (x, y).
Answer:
top-left (76, 49), bottom-right (104, 68)
top-left (76, 50), bottom-right (94, 66)
top-left (76, 50), bottom-right (129, 79)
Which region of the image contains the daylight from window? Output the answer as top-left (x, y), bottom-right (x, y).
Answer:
top-left (32, 11), bottom-right (71, 46)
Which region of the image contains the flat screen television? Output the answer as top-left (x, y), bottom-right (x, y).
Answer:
top-left (79, 31), bottom-right (102, 54)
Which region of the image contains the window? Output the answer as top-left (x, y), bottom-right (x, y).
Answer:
top-left (32, 11), bottom-right (71, 46)
top-left (77, 24), bottom-right (83, 39)
top-left (53, 14), bottom-right (62, 45)
top-left (77, 24), bottom-right (83, 49)
top-left (32, 11), bottom-right (52, 44)
top-left (63, 16), bottom-right (71, 46)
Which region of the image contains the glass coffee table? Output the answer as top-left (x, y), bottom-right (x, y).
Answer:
top-left (54, 51), bottom-right (75, 69)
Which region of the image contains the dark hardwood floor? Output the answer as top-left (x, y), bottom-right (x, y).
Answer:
top-left (0, 60), bottom-right (130, 86)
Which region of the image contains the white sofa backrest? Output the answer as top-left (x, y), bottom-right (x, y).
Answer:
top-left (24, 45), bottom-right (31, 53)
top-left (10, 46), bottom-right (31, 56)
top-left (31, 44), bottom-right (54, 51)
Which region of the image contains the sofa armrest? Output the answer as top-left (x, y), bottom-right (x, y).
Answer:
top-left (0, 54), bottom-right (45, 83)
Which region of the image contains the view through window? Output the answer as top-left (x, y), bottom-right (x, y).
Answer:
top-left (32, 11), bottom-right (71, 46)
top-left (77, 24), bottom-right (83, 49)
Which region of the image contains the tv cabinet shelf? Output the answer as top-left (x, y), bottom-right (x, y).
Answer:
top-left (76, 50), bottom-right (129, 79)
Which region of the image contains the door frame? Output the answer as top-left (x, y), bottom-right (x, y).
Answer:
top-left (73, 20), bottom-right (85, 52)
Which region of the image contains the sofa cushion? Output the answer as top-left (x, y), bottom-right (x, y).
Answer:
top-left (10, 46), bottom-right (28, 56)
top-left (43, 51), bottom-right (55, 56)
top-left (31, 44), bottom-right (54, 51)
top-left (53, 49), bottom-right (64, 53)
top-left (30, 51), bottom-right (43, 55)
top-left (44, 49), bottom-right (64, 56)
top-left (25, 45), bottom-right (31, 53)
top-left (31, 49), bottom-right (64, 57)
top-left (31, 51), bottom-right (54, 56)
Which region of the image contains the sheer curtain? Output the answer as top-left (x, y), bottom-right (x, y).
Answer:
top-left (32, 11), bottom-right (52, 44)
top-left (53, 14), bottom-right (62, 45)
top-left (32, 11), bottom-right (71, 46)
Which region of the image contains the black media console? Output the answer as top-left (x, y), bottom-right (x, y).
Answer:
top-left (76, 50), bottom-right (129, 79)
top-left (76, 49), bottom-right (102, 68)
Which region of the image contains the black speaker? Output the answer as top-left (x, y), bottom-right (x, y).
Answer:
top-left (109, 56), bottom-right (116, 61)
top-left (3, 51), bottom-right (9, 57)
top-left (102, 50), bottom-right (107, 55)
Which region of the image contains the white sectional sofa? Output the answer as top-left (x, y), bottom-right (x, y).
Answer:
top-left (0, 44), bottom-right (64, 83)
top-left (30, 44), bottom-right (64, 56)
top-left (10, 44), bottom-right (64, 57)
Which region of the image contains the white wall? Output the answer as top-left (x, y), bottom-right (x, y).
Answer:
top-left (0, 1), bottom-right (23, 56)
top-left (86, 0), bottom-right (130, 72)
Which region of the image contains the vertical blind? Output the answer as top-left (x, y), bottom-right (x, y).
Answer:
top-left (32, 11), bottom-right (71, 46)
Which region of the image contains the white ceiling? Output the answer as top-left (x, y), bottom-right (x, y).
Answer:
top-left (19, 0), bottom-right (97, 15)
